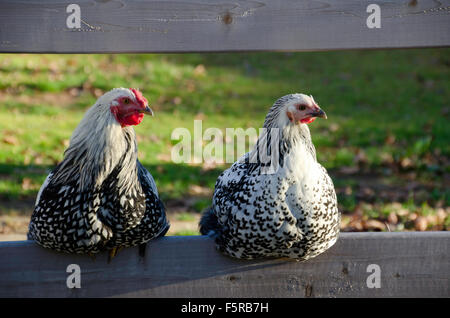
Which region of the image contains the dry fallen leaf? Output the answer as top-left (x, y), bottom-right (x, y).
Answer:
top-left (397, 208), bottom-right (410, 217)
top-left (400, 157), bottom-right (414, 169)
top-left (380, 152), bottom-right (394, 164)
top-left (193, 64), bottom-right (206, 76)
top-left (21, 178), bottom-right (33, 191)
top-left (185, 80), bottom-right (196, 92)
top-left (414, 216), bottom-right (428, 231)
top-left (60, 139), bottom-right (70, 147)
top-left (149, 134), bottom-right (160, 143)
top-left (425, 214), bottom-right (438, 225)
top-left (385, 134), bottom-right (396, 145)
top-left (329, 123), bottom-right (339, 132)
top-left (156, 165), bottom-right (165, 173)
top-left (344, 186), bottom-right (352, 195)
top-left (188, 185), bottom-right (213, 196)
top-left (173, 96), bottom-right (182, 105)
top-left (195, 112), bottom-right (206, 120)
top-left (93, 88), bottom-right (104, 98)
top-left (436, 208), bottom-right (447, 223)
top-left (388, 212), bottom-right (398, 225)
top-left (33, 155), bottom-right (44, 165)
top-left (354, 149), bottom-right (368, 165)
top-left (365, 219), bottom-right (386, 231)
top-left (2, 135), bottom-right (18, 145)
top-left (156, 153), bottom-right (172, 162)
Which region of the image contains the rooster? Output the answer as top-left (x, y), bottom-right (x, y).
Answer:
top-left (28, 88), bottom-right (169, 256)
top-left (200, 93), bottom-right (340, 260)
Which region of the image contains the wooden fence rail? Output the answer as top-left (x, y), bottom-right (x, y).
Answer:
top-left (0, 232), bottom-right (449, 297)
top-left (0, 0), bottom-right (449, 53)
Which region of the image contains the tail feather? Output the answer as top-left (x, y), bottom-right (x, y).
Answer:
top-left (199, 207), bottom-right (221, 237)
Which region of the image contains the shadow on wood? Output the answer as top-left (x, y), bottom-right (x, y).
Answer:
top-left (0, 232), bottom-right (448, 297)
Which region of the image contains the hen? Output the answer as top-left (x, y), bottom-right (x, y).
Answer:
top-left (28, 88), bottom-right (169, 255)
top-left (200, 94), bottom-right (340, 260)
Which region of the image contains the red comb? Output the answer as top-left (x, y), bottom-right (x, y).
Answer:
top-left (130, 88), bottom-right (148, 107)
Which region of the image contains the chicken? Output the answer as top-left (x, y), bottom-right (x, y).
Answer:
top-left (200, 93), bottom-right (340, 260)
top-left (28, 88), bottom-right (169, 255)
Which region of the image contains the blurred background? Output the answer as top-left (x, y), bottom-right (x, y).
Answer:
top-left (0, 49), bottom-right (448, 239)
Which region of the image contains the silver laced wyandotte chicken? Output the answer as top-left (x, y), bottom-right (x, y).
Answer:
top-left (28, 88), bottom-right (169, 257)
top-left (200, 93), bottom-right (340, 260)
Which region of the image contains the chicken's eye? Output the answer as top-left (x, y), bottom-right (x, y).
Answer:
top-left (298, 105), bottom-right (307, 111)
top-left (123, 98), bottom-right (130, 104)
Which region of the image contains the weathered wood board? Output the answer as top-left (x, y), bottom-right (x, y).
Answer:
top-left (0, 232), bottom-right (448, 297)
top-left (0, 0), bottom-right (449, 53)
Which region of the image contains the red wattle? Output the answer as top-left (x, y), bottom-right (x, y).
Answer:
top-left (111, 106), bottom-right (144, 127)
top-left (300, 117), bottom-right (316, 124)
top-left (119, 112), bottom-right (144, 127)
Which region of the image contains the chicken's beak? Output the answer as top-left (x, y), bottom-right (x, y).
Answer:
top-left (139, 105), bottom-right (154, 116)
top-left (311, 108), bottom-right (327, 119)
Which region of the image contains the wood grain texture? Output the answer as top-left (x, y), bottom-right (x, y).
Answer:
top-left (0, 0), bottom-right (449, 53)
top-left (0, 232), bottom-right (448, 297)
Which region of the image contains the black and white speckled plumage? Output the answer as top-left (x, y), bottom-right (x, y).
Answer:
top-left (28, 88), bottom-right (169, 254)
top-left (200, 94), bottom-right (340, 260)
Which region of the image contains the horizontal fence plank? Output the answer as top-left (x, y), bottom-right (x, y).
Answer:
top-left (0, 232), bottom-right (448, 297)
top-left (0, 0), bottom-right (449, 53)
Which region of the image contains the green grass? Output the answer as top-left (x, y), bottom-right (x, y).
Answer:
top-left (175, 213), bottom-right (198, 222)
top-left (171, 230), bottom-right (200, 236)
top-left (0, 50), bottom-right (449, 231)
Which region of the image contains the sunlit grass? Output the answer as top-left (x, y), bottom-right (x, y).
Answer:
top-left (0, 50), bottom-right (448, 231)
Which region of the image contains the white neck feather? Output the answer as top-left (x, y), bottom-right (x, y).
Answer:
top-left (54, 101), bottom-right (138, 191)
top-left (247, 123), bottom-right (316, 173)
